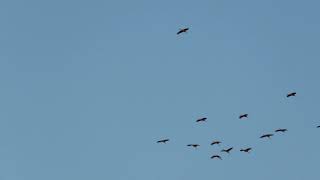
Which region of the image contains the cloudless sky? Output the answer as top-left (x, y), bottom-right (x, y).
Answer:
top-left (0, 0), bottom-right (320, 180)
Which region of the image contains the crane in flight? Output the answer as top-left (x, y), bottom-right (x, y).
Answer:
top-left (221, 147), bottom-right (233, 154)
top-left (187, 144), bottom-right (200, 148)
top-left (157, 139), bottom-right (169, 144)
top-left (196, 117), bottom-right (207, 123)
top-left (211, 141), bottom-right (221, 146)
top-left (211, 155), bottom-right (222, 160)
top-left (177, 28), bottom-right (189, 35)
top-left (260, 134), bottom-right (273, 139)
top-left (239, 114), bottom-right (248, 119)
top-left (287, 92), bottom-right (296, 98)
top-left (240, 148), bottom-right (252, 153)
top-left (275, 128), bottom-right (287, 133)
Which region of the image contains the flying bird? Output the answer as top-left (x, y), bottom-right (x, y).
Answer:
top-left (239, 114), bottom-right (248, 119)
top-left (187, 144), bottom-right (200, 148)
top-left (317, 126), bottom-right (320, 128)
top-left (275, 128), bottom-right (287, 133)
top-left (287, 92), bottom-right (296, 98)
top-left (157, 139), bottom-right (169, 143)
top-left (196, 117), bottom-right (207, 123)
top-left (221, 147), bottom-right (233, 154)
top-left (211, 141), bottom-right (221, 146)
top-left (211, 155), bottom-right (222, 160)
top-left (177, 28), bottom-right (189, 35)
top-left (240, 148), bottom-right (252, 153)
top-left (260, 134), bottom-right (273, 139)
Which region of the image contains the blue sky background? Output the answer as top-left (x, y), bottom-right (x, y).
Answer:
top-left (0, 0), bottom-right (320, 179)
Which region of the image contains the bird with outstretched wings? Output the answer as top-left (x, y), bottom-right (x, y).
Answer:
top-left (287, 92), bottom-right (296, 98)
top-left (177, 28), bottom-right (189, 35)
top-left (157, 139), bottom-right (169, 143)
top-left (240, 148), bottom-right (252, 153)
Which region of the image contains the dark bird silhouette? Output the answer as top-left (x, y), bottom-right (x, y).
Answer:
top-left (221, 147), bottom-right (233, 154)
top-left (196, 117), bottom-right (207, 123)
top-left (317, 126), bottom-right (320, 128)
top-left (240, 148), bottom-right (252, 153)
top-left (260, 134), bottom-right (273, 139)
top-left (275, 128), bottom-right (287, 133)
top-left (211, 141), bottom-right (221, 146)
top-left (239, 114), bottom-right (248, 119)
top-left (157, 139), bottom-right (169, 143)
top-left (187, 144), bottom-right (200, 148)
top-left (177, 28), bottom-right (189, 35)
top-left (287, 92), bottom-right (296, 98)
top-left (211, 155), bottom-right (222, 160)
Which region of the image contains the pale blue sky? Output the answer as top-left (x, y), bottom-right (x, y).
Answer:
top-left (0, 0), bottom-right (320, 180)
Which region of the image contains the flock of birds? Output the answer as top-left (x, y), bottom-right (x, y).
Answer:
top-left (155, 29), bottom-right (320, 160)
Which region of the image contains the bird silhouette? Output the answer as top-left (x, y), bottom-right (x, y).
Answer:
top-left (177, 28), bottom-right (189, 35)
top-left (157, 139), bottom-right (169, 143)
top-left (187, 144), bottom-right (200, 148)
top-left (221, 147), bottom-right (233, 154)
top-left (211, 155), bottom-right (222, 160)
top-left (211, 141), bottom-right (221, 146)
top-left (260, 134), bottom-right (273, 139)
top-left (317, 126), bottom-right (320, 128)
top-left (239, 114), bottom-right (248, 119)
top-left (240, 148), bottom-right (252, 153)
top-left (287, 92), bottom-right (296, 98)
top-left (275, 128), bottom-right (287, 133)
top-left (196, 117), bottom-right (207, 123)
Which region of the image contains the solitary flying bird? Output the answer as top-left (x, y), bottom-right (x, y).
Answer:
top-left (317, 126), bottom-right (320, 128)
top-left (157, 139), bottom-right (169, 143)
top-left (196, 117), bottom-right (207, 123)
top-left (275, 128), bottom-right (287, 133)
top-left (187, 144), bottom-right (200, 148)
top-left (211, 141), bottom-right (221, 146)
top-left (287, 92), bottom-right (296, 98)
top-left (239, 114), bottom-right (248, 119)
top-left (211, 155), bottom-right (222, 160)
top-left (240, 148), bottom-right (252, 153)
top-left (260, 134), bottom-right (273, 139)
top-left (177, 28), bottom-right (189, 35)
top-left (221, 147), bottom-right (233, 154)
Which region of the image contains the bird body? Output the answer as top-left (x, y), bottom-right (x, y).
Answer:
top-left (211, 155), bottom-right (222, 160)
top-left (317, 126), bottom-right (320, 128)
top-left (157, 139), bottom-right (169, 143)
top-left (240, 148), bottom-right (252, 153)
top-left (275, 128), bottom-right (288, 133)
top-left (239, 114), bottom-right (248, 119)
top-left (177, 28), bottom-right (189, 35)
top-left (196, 117), bottom-right (207, 122)
top-left (287, 92), bottom-right (296, 98)
top-left (260, 134), bottom-right (273, 139)
top-left (221, 147), bottom-right (233, 153)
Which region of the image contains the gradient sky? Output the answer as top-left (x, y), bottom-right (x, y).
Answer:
top-left (1, 0), bottom-right (320, 180)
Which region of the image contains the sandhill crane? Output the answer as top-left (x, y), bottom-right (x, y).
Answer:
top-left (211, 155), bottom-right (222, 160)
top-left (157, 139), bottom-right (169, 143)
top-left (287, 92), bottom-right (296, 98)
top-left (187, 144), bottom-right (200, 148)
top-left (275, 128), bottom-right (287, 133)
top-left (211, 141), bottom-right (221, 146)
top-left (260, 134), bottom-right (273, 139)
top-left (240, 148), bottom-right (252, 153)
top-left (177, 28), bottom-right (189, 35)
top-left (239, 114), bottom-right (248, 119)
top-left (196, 117), bottom-right (207, 123)
top-left (221, 147), bottom-right (233, 154)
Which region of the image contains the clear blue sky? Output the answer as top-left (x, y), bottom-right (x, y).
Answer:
top-left (0, 0), bottom-right (320, 179)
